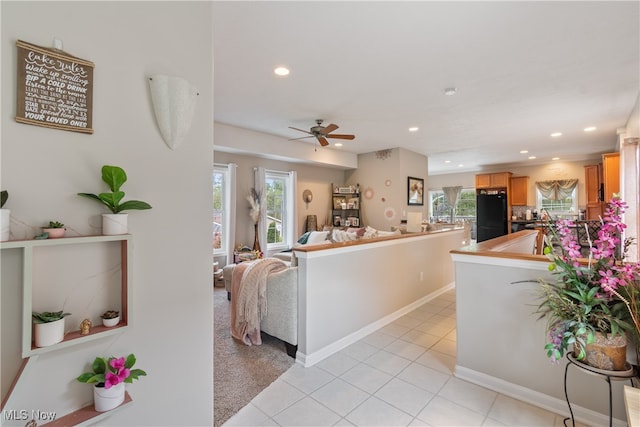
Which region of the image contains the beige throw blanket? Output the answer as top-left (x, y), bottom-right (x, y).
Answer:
top-left (230, 258), bottom-right (287, 346)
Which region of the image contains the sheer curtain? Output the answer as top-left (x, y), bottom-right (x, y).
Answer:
top-left (442, 186), bottom-right (462, 223)
top-left (226, 163), bottom-right (237, 264)
top-left (254, 166), bottom-right (266, 252)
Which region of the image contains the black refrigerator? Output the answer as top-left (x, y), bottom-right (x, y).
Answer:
top-left (476, 193), bottom-right (508, 242)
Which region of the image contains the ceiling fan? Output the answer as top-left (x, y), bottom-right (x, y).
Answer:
top-left (288, 119), bottom-right (355, 147)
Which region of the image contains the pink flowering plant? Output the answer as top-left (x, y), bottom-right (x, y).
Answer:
top-left (536, 197), bottom-right (640, 363)
top-left (77, 354), bottom-right (146, 388)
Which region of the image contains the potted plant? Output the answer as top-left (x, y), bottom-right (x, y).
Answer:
top-left (77, 165), bottom-right (152, 235)
top-left (101, 310), bottom-right (120, 327)
top-left (1, 190), bottom-right (9, 241)
top-left (32, 310), bottom-right (71, 347)
top-left (535, 197), bottom-right (639, 371)
top-left (42, 220), bottom-right (66, 238)
top-left (77, 353), bottom-right (146, 412)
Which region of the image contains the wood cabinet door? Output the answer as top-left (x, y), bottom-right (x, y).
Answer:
top-left (475, 174), bottom-right (491, 188)
top-left (584, 163), bottom-right (603, 220)
top-left (510, 176), bottom-right (528, 206)
top-left (490, 173), bottom-right (510, 188)
top-left (602, 153), bottom-right (620, 203)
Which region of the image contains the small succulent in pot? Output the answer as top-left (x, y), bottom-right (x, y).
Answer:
top-left (32, 310), bottom-right (71, 323)
top-left (46, 221), bottom-right (65, 229)
top-left (42, 220), bottom-right (66, 238)
top-left (101, 310), bottom-right (119, 320)
top-left (101, 310), bottom-right (120, 327)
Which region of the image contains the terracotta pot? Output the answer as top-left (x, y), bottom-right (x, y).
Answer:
top-left (576, 331), bottom-right (627, 371)
top-left (43, 228), bottom-right (65, 238)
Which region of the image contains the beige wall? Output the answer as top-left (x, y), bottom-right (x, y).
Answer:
top-left (346, 148), bottom-right (428, 230)
top-left (213, 151), bottom-right (345, 248)
top-left (1, 2), bottom-right (213, 425)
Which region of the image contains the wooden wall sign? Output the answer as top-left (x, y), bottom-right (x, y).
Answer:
top-left (15, 40), bottom-right (94, 134)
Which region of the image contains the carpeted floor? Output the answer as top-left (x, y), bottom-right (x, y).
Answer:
top-left (213, 286), bottom-right (295, 427)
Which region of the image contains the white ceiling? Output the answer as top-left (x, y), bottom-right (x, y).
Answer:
top-left (212, 1), bottom-right (639, 175)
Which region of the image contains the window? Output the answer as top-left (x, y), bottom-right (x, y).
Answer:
top-left (535, 179), bottom-right (578, 217)
top-left (537, 187), bottom-right (578, 216)
top-left (213, 163), bottom-right (237, 261)
top-left (263, 170), bottom-right (295, 251)
top-left (429, 188), bottom-right (476, 222)
top-left (212, 167), bottom-right (226, 254)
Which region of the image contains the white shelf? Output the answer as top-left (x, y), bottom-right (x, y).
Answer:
top-left (1, 234), bottom-right (132, 357)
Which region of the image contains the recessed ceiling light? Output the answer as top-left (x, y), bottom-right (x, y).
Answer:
top-left (444, 87), bottom-right (457, 96)
top-left (552, 157), bottom-right (560, 160)
top-left (334, 143), bottom-right (343, 147)
top-left (551, 132), bottom-right (562, 137)
top-left (584, 126), bottom-right (597, 132)
top-left (274, 66), bottom-right (290, 76)
top-left (444, 160), bottom-right (451, 164)
top-left (457, 164), bottom-right (464, 167)
top-left (408, 127), bottom-right (419, 132)
top-left (520, 150), bottom-right (529, 154)
top-left (528, 156), bottom-right (537, 160)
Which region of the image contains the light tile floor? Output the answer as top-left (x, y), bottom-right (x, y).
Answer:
top-left (223, 289), bottom-right (585, 427)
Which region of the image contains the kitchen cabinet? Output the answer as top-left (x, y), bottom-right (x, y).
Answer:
top-left (602, 152), bottom-right (620, 203)
top-left (584, 163), bottom-right (603, 220)
top-left (475, 172), bottom-right (512, 189)
top-left (510, 176), bottom-right (529, 206)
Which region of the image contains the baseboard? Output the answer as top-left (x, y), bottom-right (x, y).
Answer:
top-left (454, 365), bottom-right (627, 427)
top-left (297, 283), bottom-right (455, 367)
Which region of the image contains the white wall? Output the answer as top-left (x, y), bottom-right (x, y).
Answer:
top-left (1, 2), bottom-right (213, 425)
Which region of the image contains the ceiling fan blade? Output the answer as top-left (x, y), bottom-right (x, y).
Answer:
top-left (318, 123), bottom-right (339, 135)
top-left (288, 126), bottom-right (314, 135)
top-left (288, 136), bottom-right (314, 141)
top-left (317, 136), bottom-right (329, 146)
top-left (326, 134), bottom-right (355, 140)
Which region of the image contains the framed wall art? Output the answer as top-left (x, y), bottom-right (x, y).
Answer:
top-left (407, 176), bottom-right (424, 206)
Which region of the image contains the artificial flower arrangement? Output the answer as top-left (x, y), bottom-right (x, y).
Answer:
top-left (536, 197), bottom-right (640, 365)
top-left (77, 353), bottom-right (146, 388)
top-left (247, 188), bottom-right (262, 225)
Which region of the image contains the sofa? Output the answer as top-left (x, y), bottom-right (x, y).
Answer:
top-left (222, 260), bottom-right (298, 357)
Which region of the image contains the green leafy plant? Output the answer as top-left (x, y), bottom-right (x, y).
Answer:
top-left (77, 354), bottom-right (146, 389)
top-left (78, 165), bottom-right (152, 214)
top-left (46, 221), bottom-right (65, 229)
top-left (1, 190), bottom-right (8, 208)
top-left (32, 310), bottom-right (71, 324)
top-left (101, 310), bottom-right (119, 319)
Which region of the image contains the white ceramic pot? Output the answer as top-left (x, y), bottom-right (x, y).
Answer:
top-left (102, 316), bottom-right (120, 327)
top-left (34, 317), bottom-right (65, 347)
top-left (1, 209), bottom-right (10, 241)
top-left (93, 382), bottom-right (125, 412)
top-left (102, 213), bottom-right (128, 235)
top-left (43, 228), bottom-right (65, 238)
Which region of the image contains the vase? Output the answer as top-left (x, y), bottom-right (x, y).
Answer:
top-left (576, 331), bottom-right (627, 371)
top-left (102, 213), bottom-right (128, 235)
top-left (93, 382), bottom-right (125, 412)
top-left (252, 223), bottom-right (261, 252)
top-left (34, 318), bottom-right (65, 347)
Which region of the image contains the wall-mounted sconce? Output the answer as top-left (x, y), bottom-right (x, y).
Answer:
top-left (148, 74), bottom-right (199, 150)
top-left (302, 189), bottom-right (313, 208)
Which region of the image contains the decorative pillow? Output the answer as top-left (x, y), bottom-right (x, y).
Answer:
top-left (346, 227), bottom-right (366, 237)
top-left (307, 231), bottom-right (329, 244)
top-left (363, 226), bottom-right (378, 239)
top-left (332, 229), bottom-right (358, 242)
top-left (297, 231), bottom-right (311, 245)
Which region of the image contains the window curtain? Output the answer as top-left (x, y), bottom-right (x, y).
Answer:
top-left (442, 186), bottom-right (462, 223)
top-left (254, 166), bottom-right (266, 252)
top-left (226, 163), bottom-right (237, 264)
top-left (286, 170), bottom-right (297, 249)
top-left (535, 179), bottom-right (578, 200)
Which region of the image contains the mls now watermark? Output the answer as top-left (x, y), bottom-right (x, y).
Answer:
top-left (2, 409), bottom-right (57, 422)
